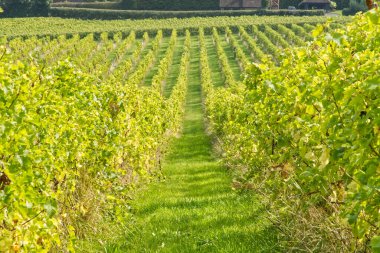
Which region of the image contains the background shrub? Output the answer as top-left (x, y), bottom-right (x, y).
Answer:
top-left (121, 0), bottom-right (219, 10)
top-left (342, 0), bottom-right (367, 15)
top-left (0, 0), bottom-right (51, 16)
top-left (49, 7), bottom-right (325, 20)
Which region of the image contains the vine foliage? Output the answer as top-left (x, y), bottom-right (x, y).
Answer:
top-left (206, 10), bottom-right (379, 251)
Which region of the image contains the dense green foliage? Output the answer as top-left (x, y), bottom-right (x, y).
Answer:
top-left (0, 15), bottom-right (348, 38)
top-left (0, 29), bottom-right (188, 251)
top-left (53, 0), bottom-right (349, 10)
top-left (204, 10), bottom-right (379, 251)
top-left (51, 1), bottom-right (122, 9)
top-left (51, 0), bottom-right (218, 10)
top-left (279, 0), bottom-right (302, 9)
top-left (0, 16), bottom-right (349, 37)
top-left (342, 0), bottom-right (367, 15)
top-left (49, 7), bottom-right (325, 20)
top-left (1, 13), bottom-right (375, 252)
top-left (0, 0), bottom-right (51, 16)
top-left (280, 0), bottom-right (349, 9)
top-left (121, 0), bottom-right (218, 10)
top-left (0, 18), bottom-right (317, 252)
top-left (107, 34), bottom-right (279, 252)
top-left (335, 0), bottom-right (350, 9)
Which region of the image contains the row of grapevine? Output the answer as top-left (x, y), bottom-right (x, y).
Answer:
top-left (166, 30), bottom-right (191, 134)
top-left (0, 30), bottom-right (191, 252)
top-left (0, 15), bottom-right (348, 37)
top-left (199, 28), bottom-right (212, 95)
top-left (5, 30), bottom-right (153, 85)
top-left (106, 31), bottom-right (136, 76)
top-left (212, 28), bottom-right (235, 87)
top-left (225, 27), bottom-right (250, 69)
top-left (128, 31), bottom-right (163, 86)
top-left (275, 24), bottom-right (305, 46)
top-left (260, 25), bottom-right (291, 49)
top-left (207, 23), bottom-right (317, 89)
top-left (251, 25), bottom-right (281, 61)
top-left (209, 22), bottom-right (318, 86)
top-left (151, 30), bottom-right (177, 94)
top-left (303, 23), bottom-right (316, 32)
top-left (110, 33), bottom-right (146, 81)
top-left (4, 21), bottom-right (318, 80)
top-left (288, 23), bottom-right (314, 41)
top-left (238, 26), bottom-right (266, 62)
top-left (0, 18), bottom-right (348, 252)
top-left (202, 11), bottom-right (379, 252)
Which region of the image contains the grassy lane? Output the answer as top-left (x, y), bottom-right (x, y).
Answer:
top-left (219, 33), bottom-right (242, 82)
top-left (205, 36), bottom-right (224, 88)
top-left (164, 36), bottom-right (185, 98)
top-left (231, 32), bottom-right (255, 62)
top-left (109, 36), bottom-right (278, 252)
top-left (143, 37), bottom-right (170, 87)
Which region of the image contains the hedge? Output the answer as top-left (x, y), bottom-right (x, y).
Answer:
top-left (51, 2), bottom-right (122, 9)
top-left (51, 0), bottom-right (349, 11)
top-left (129, 0), bottom-right (219, 10)
top-left (279, 0), bottom-right (349, 9)
top-left (49, 7), bottom-right (325, 20)
top-left (52, 0), bottom-right (219, 10)
top-left (0, 0), bottom-right (50, 17)
top-left (280, 0), bottom-right (303, 9)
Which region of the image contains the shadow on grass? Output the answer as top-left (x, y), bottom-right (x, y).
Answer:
top-left (103, 36), bottom-right (279, 253)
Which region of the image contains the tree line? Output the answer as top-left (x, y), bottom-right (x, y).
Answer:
top-left (0, 0), bottom-right (51, 17)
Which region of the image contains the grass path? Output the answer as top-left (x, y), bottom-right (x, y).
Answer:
top-left (111, 36), bottom-right (279, 252)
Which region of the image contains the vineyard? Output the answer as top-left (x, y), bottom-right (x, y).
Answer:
top-left (0, 12), bottom-right (379, 252)
top-left (0, 15), bottom-right (349, 38)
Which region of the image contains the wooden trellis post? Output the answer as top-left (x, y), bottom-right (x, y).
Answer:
top-left (269, 0), bottom-right (280, 9)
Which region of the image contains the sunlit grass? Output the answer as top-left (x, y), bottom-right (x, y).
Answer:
top-left (96, 36), bottom-right (279, 252)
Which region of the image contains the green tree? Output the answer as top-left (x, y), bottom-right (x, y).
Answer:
top-left (121, 0), bottom-right (137, 9)
top-left (1, 0), bottom-right (51, 17)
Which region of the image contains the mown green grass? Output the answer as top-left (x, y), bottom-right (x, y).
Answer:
top-left (205, 36), bottom-right (224, 88)
top-left (231, 32), bottom-right (255, 61)
top-left (218, 33), bottom-right (243, 82)
top-left (143, 37), bottom-right (170, 87)
top-left (164, 36), bottom-right (185, 98)
top-left (100, 36), bottom-right (279, 252)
